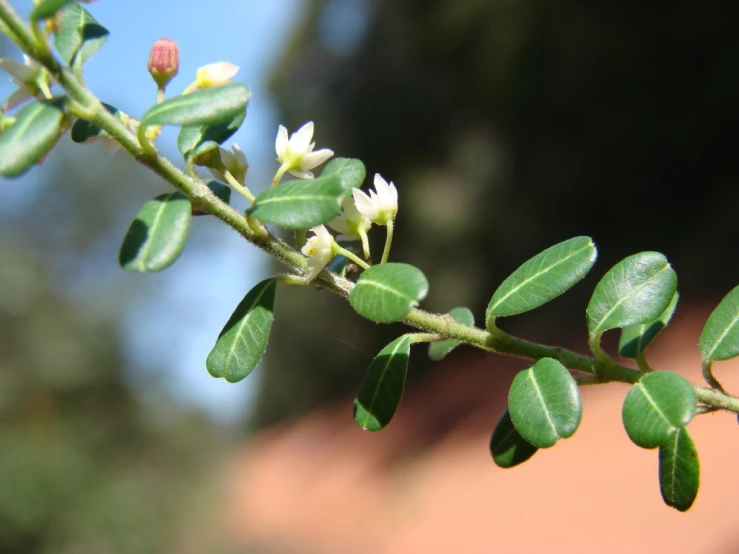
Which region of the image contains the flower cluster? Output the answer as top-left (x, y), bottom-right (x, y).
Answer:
top-left (275, 122), bottom-right (399, 282)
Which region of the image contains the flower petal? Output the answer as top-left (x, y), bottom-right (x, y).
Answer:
top-left (352, 188), bottom-right (377, 220)
top-left (2, 86), bottom-right (33, 110)
top-left (306, 251), bottom-right (332, 282)
top-left (300, 148), bottom-right (334, 171)
top-left (0, 58), bottom-right (36, 82)
top-left (289, 121), bottom-right (314, 153)
top-left (275, 126), bottom-right (288, 157)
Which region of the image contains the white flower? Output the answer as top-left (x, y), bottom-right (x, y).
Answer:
top-left (0, 55), bottom-right (43, 110)
top-left (209, 143), bottom-right (248, 183)
top-left (328, 198), bottom-right (371, 240)
top-left (300, 225), bottom-right (336, 282)
top-left (352, 173), bottom-right (398, 224)
top-left (194, 62), bottom-right (239, 89)
top-left (275, 121), bottom-right (334, 179)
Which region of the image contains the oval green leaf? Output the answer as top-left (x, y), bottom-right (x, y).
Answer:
top-left (622, 370), bottom-right (696, 449)
top-left (619, 291), bottom-right (679, 359)
top-left (177, 108), bottom-right (246, 160)
top-left (428, 307), bottom-right (474, 361)
top-left (31, 0), bottom-right (75, 20)
top-left (54, 2), bottom-right (109, 67)
top-left (247, 174), bottom-right (345, 229)
top-left (320, 157), bottom-right (366, 191)
top-left (659, 426), bottom-right (700, 512)
top-left (699, 285), bottom-right (739, 362)
top-left (490, 409), bottom-right (539, 468)
top-left (507, 358), bottom-right (582, 448)
top-left (206, 278), bottom-right (277, 383)
top-left (349, 263), bottom-right (429, 323)
top-left (586, 252), bottom-right (677, 337)
top-left (0, 100), bottom-right (64, 178)
top-left (354, 335), bottom-right (412, 431)
top-left (118, 192), bottom-right (192, 272)
top-left (193, 181), bottom-right (231, 216)
top-left (140, 84), bottom-right (250, 128)
top-left (486, 236), bottom-right (597, 323)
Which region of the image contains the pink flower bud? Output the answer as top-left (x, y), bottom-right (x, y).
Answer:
top-left (148, 38), bottom-right (180, 90)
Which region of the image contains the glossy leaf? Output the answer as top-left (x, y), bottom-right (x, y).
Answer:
top-left (193, 181), bottom-right (231, 216)
top-left (619, 291), bottom-right (679, 358)
top-left (622, 371), bottom-right (696, 449)
top-left (349, 263), bottom-right (429, 323)
top-left (118, 192), bottom-right (192, 272)
top-left (320, 157), bottom-right (366, 191)
top-left (30, 0), bottom-right (74, 20)
top-left (0, 100), bottom-right (64, 178)
top-left (659, 427), bottom-right (700, 512)
top-left (490, 409), bottom-right (539, 468)
top-left (428, 307), bottom-right (474, 361)
top-left (586, 252), bottom-right (677, 337)
top-left (508, 358), bottom-right (581, 448)
top-left (140, 84), bottom-right (250, 128)
top-left (177, 108), bottom-right (246, 161)
top-left (699, 285), bottom-right (739, 362)
top-left (353, 335), bottom-right (412, 431)
top-left (247, 174), bottom-right (344, 229)
top-left (54, 2), bottom-right (109, 67)
top-left (486, 236), bottom-right (596, 322)
top-left (70, 102), bottom-right (120, 143)
top-left (206, 278), bottom-right (277, 383)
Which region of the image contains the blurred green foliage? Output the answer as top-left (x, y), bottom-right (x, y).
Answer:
top-left (253, 0), bottom-right (739, 427)
top-left (0, 142), bottom-right (230, 552)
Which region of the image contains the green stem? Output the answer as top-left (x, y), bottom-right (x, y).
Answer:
top-left (223, 170), bottom-right (255, 202)
top-left (408, 333), bottom-right (441, 345)
top-left (333, 245), bottom-right (370, 270)
top-left (358, 227), bottom-right (371, 260)
top-left (271, 163), bottom-right (288, 187)
top-left (295, 229), bottom-right (307, 250)
top-left (635, 352), bottom-right (653, 373)
top-left (3, 0), bottom-right (739, 417)
top-left (381, 218), bottom-right (394, 264)
top-left (702, 360), bottom-right (726, 394)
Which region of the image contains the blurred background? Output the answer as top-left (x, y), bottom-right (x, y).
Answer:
top-left (1, 0), bottom-right (739, 552)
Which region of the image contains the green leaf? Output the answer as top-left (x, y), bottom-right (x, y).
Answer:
top-left (206, 278), bottom-right (277, 383)
top-left (0, 100), bottom-right (64, 178)
top-left (659, 427), bottom-right (700, 512)
top-left (486, 236), bottom-right (597, 323)
top-left (118, 192), bottom-right (192, 272)
top-left (622, 371), bottom-right (696, 449)
top-left (177, 108), bottom-right (246, 161)
top-left (699, 285), bottom-right (739, 362)
top-left (193, 181), bottom-right (231, 217)
top-left (490, 409), bottom-right (539, 468)
top-left (353, 335), bottom-right (412, 431)
top-left (349, 263), bottom-right (429, 323)
top-left (247, 174), bottom-right (345, 229)
top-left (428, 307), bottom-right (474, 361)
top-left (586, 252), bottom-right (677, 337)
top-left (54, 2), bottom-right (109, 67)
top-left (507, 358), bottom-right (581, 448)
top-left (619, 291), bottom-right (679, 358)
top-left (140, 84), bottom-right (250, 128)
top-left (320, 157), bottom-right (366, 191)
top-left (30, 0), bottom-right (75, 20)
top-left (70, 102), bottom-right (120, 143)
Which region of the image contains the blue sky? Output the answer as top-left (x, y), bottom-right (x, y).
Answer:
top-left (1, 0), bottom-right (307, 424)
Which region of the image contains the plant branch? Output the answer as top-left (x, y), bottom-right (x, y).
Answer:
top-left (2, 0), bottom-right (739, 416)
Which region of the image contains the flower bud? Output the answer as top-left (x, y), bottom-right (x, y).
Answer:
top-left (148, 38), bottom-right (180, 90)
